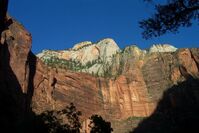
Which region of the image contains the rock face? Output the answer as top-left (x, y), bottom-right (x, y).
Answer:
top-left (0, 17), bottom-right (34, 132)
top-left (1, 16), bottom-right (199, 133)
top-left (131, 74), bottom-right (199, 133)
top-left (37, 38), bottom-right (120, 64)
top-left (35, 41), bottom-right (199, 132)
top-left (72, 41), bottom-right (92, 51)
top-left (149, 44), bottom-right (177, 53)
top-left (37, 38), bottom-right (120, 76)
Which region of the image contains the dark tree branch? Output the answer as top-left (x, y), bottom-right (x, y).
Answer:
top-left (140, 0), bottom-right (199, 39)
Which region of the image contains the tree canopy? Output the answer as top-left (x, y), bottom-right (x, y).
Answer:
top-left (140, 0), bottom-right (199, 39)
top-left (89, 115), bottom-right (113, 133)
top-left (36, 103), bottom-right (82, 133)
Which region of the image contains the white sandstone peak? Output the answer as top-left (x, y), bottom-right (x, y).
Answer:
top-left (37, 38), bottom-right (120, 66)
top-left (95, 38), bottom-right (120, 59)
top-left (149, 44), bottom-right (177, 53)
top-left (72, 41), bottom-right (92, 51)
top-left (97, 38), bottom-right (117, 45)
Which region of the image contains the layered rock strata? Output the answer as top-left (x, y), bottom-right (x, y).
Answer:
top-left (1, 16), bottom-right (199, 133)
top-left (35, 39), bottom-right (199, 132)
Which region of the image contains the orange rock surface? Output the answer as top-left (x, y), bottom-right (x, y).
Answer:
top-left (32, 49), bottom-right (199, 121)
top-left (1, 17), bottom-right (199, 132)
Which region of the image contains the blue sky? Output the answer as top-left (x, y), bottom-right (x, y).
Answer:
top-left (9, 0), bottom-right (198, 54)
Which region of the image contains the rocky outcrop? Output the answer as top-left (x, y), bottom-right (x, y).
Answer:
top-left (0, 16), bottom-right (34, 132)
top-left (149, 44), bottom-right (177, 53)
top-left (37, 38), bottom-right (120, 64)
top-left (72, 41), bottom-right (92, 51)
top-left (37, 38), bottom-right (120, 76)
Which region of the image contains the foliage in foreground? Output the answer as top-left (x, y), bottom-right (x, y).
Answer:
top-left (35, 103), bottom-right (113, 133)
top-left (140, 0), bottom-right (199, 39)
top-left (89, 115), bottom-right (113, 133)
top-left (36, 103), bottom-right (81, 133)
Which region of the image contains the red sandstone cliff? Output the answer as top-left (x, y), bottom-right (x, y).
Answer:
top-left (0, 16), bottom-right (34, 132)
top-left (1, 16), bottom-right (199, 132)
top-left (33, 47), bottom-right (199, 133)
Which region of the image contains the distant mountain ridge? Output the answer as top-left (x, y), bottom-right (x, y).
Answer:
top-left (37, 38), bottom-right (178, 77)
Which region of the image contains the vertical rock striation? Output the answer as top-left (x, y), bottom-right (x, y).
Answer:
top-left (1, 15), bottom-right (198, 132)
top-left (35, 42), bottom-right (199, 131)
top-left (0, 16), bottom-right (34, 132)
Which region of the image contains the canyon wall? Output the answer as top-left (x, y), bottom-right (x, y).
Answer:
top-left (35, 40), bottom-right (199, 133)
top-left (1, 16), bottom-right (199, 132)
top-left (0, 16), bottom-right (34, 132)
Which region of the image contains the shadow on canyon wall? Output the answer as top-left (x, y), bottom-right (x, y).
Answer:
top-left (131, 74), bottom-right (199, 133)
top-left (0, 0), bottom-right (8, 29)
top-left (0, 21), bottom-right (37, 133)
top-left (0, 12), bottom-right (113, 133)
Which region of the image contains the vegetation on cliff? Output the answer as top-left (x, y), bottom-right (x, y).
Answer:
top-left (89, 115), bottom-right (113, 133)
top-left (34, 103), bottom-right (113, 133)
top-left (35, 103), bottom-right (82, 133)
